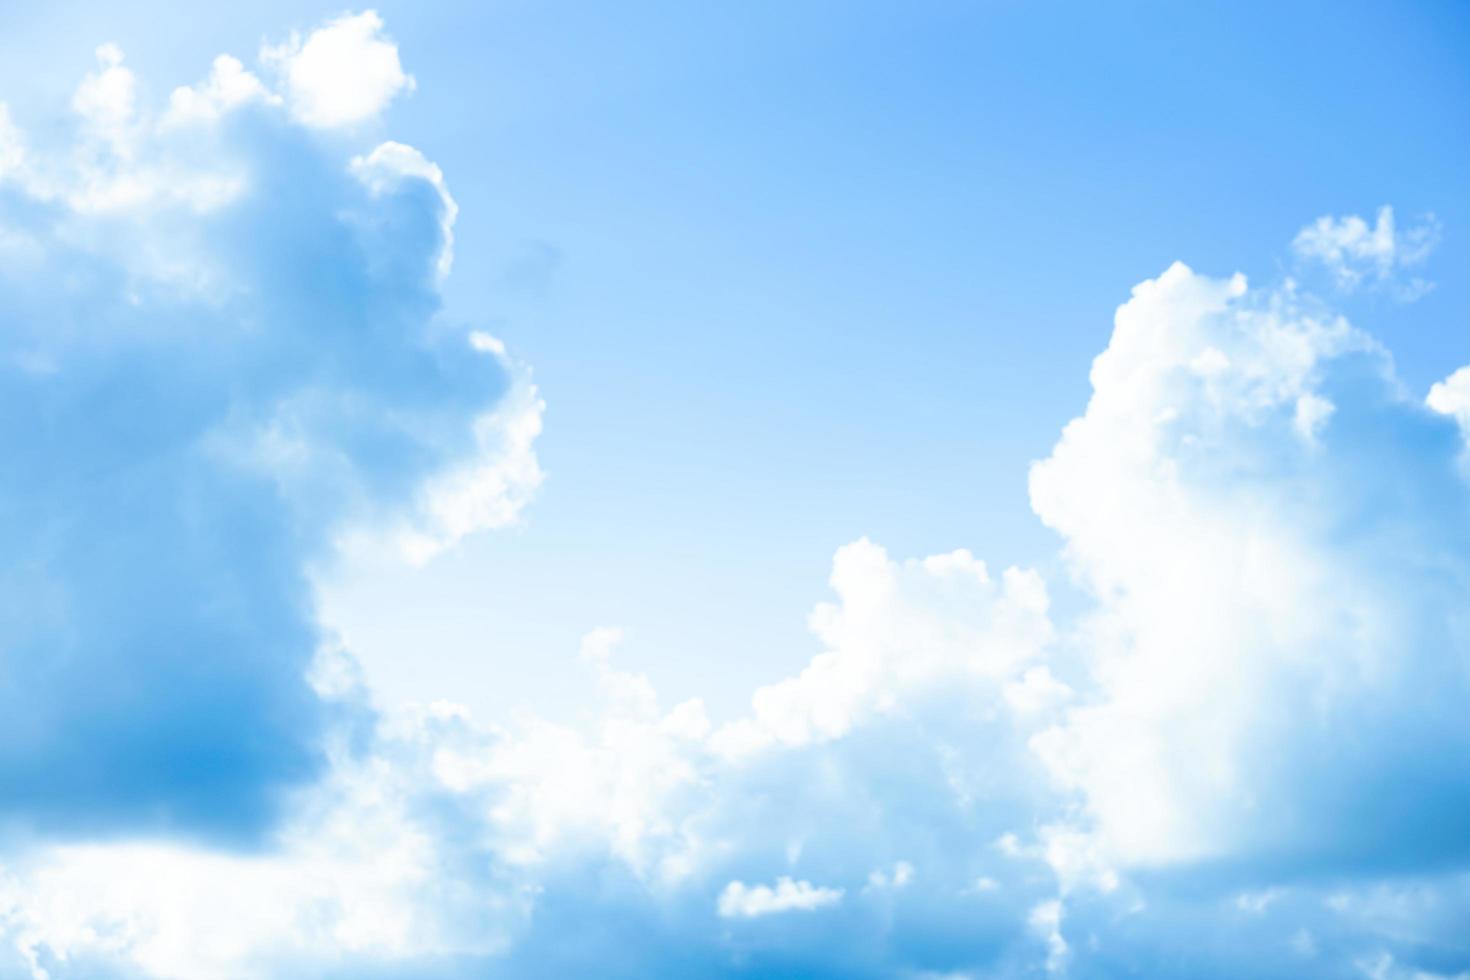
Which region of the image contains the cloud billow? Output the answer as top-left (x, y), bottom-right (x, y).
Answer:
top-left (1030, 263), bottom-right (1470, 879)
top-left (3, 11), bottom-right (1470, 980)
top-left (0, 28), bottom-right (530, 843)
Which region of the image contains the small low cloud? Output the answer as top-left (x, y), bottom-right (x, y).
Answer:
top-left (717, 877), bottom-right (845, 918)
top-left (262, 10), bottom-right (414, 128)
top-left (1292, 205), bottom-right (1440, 299)
top-left (1427, 366), bottom-right (1470, 434)
top-left (0, 12), bottom-right (536, 843)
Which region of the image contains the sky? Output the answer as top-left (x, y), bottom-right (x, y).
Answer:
top-left (0, 2), bottom-right (1469, 978)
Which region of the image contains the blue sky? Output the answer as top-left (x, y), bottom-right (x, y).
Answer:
top-left (1, 3), bottom-right (1470, 978)
top-left (3, 1), bottom-right (1466, 724)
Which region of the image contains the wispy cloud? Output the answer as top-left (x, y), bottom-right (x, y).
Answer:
top-left (1292, 205), bottom-right (1441, 299)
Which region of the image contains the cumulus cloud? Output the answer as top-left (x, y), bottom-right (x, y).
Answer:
top-left (164, 54), bottom-right (276, 127)
top-left (1428, 366), bottom-right (1470, 437)
top-left (1029, 260), bottom-right (1470, 877)
top-left (1292, 205), bottom-right (1441, 298)
top-left (262, 11), bottom-right (414, 129)
top-left (710, 538), bottom-right (1053, 757)
top-left (0, 15), bottom-right (538, 843)
top-left (717, 877), bottom-right (845, 918)
top-left (3, 13), bottom-right (1470, 979)
top-left (0, 692), bottom-right (534, 980)
top-left (0, 548), bottom-right (1069, 978)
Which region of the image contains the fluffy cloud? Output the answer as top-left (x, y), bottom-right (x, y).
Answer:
top-left (164, 54), bottom-right (276, 126)
top-left (0, 16), bottom-right (537, 843)
top-left (0, 544), bottom-right (1069, 978)
top-left (262, 11), bottom-right (414, 129)
top-left (0, 687), bottom-right (536, 980)
top-left (2, 12), bottom-right (1470, 980)
top-left (717, 878), bottom-right (845, 918)
top-left (710, 538), bottom-right (1053, 757)
top-left (1030, 261), bottom-right (1470, 877)
top-left (1292, 205), bottom-right (1440, 297)
top-left (1428, 366), bottom-right (1470, 437)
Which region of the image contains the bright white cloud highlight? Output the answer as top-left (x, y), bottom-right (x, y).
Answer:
top-left (71, 43), bottom-right (136, 138)
top-left (710, 538), bottom-right (1052, 757)
top-left (263, 11), bottom-right (414, 128)
top-left (1031, 259), bottom-right (1470, 876)
top-left (1428, 366), bottom-right (1470, 438)
top-left (165, 55), bottom-right (274, 126)
top-left (717, 878), bottom-right (845, 918)
top-left (394, 372), bottom-right (546, 564)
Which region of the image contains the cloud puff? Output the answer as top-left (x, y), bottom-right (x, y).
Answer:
top-left (717, 877), bottom-right (845, 918)
top-left (4, 14), bottom-right (1470, 978)
top-left (0, 17), bottom-right (537, 843)
top-left (16, 478), bottom-right (1468, 977)
top-left (0, 690), bottom-right (535, 980)
top-left (262, 11), bottom-right (414, 129)
top-left (0, 543), bottom-right (1069, 978)
top-left (1292, 205), bottom-right (1441, 298)
top-left (164, 54), bottom-right (277, 127)
top-left (1030, 260), bottom-right (1470, 877)
top-left (710, 538), bottom-right (1053, 757)
top-left (1428, 366), bottom-right (1470, 437)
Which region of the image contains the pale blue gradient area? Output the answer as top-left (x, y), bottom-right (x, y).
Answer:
top-left (2, 2), bottom-right (1465, 722)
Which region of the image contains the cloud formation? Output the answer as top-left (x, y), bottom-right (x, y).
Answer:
top-left (1292, 205), bottom-right (1441, 298)
top-left (1, 12), bottom-right (1469, 980)
top-left (1031, 260), bottom-right (1470, 879)
top-left (0, 14), bottom-right (537, 843)
top-left (262, 11), bottom-right (415, 129)
top-left (718, 877), bottom-right (845, 918)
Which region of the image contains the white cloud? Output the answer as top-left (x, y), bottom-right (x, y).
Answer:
top-left (717, 877), bottom-right (844, 918)
top-left (7, 14), bottom-right (1470, 980)
top-left (164, 55), bottom-right (274, 126)
top-left (0, 23), bottom-right (540, 572)
top-left (71, 43), bottom-right (137, 140)
top-left (6, 47), bottom-right (248, 215)
top-left (387, 354), bottom-right (544, 566)
top-left (351, 140), bottom-right (459, 281)
top-left (0, 14), bottom-right (416, 220)
top-left (0, 7), bottom-right (544, 888)
top-left (710, 538), bottom-right (1052, 757)
top-left (0, 518), bottom-right (1062, 974)
top-left (1428, 365), bottom-right (1470, 437)
top-left (263, 11), bottom-right (414, 128)
top-left (1292, 391), bottom-right (1336, 444)
top-left (1003, 665), bottom-right (1073, 716)
top-left (0, 708), bottom-right (529, 980)
top-left (1027, 899), bottom-right (1068, 974)
top-left (1292, 205), bottom-right (1440, 296)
